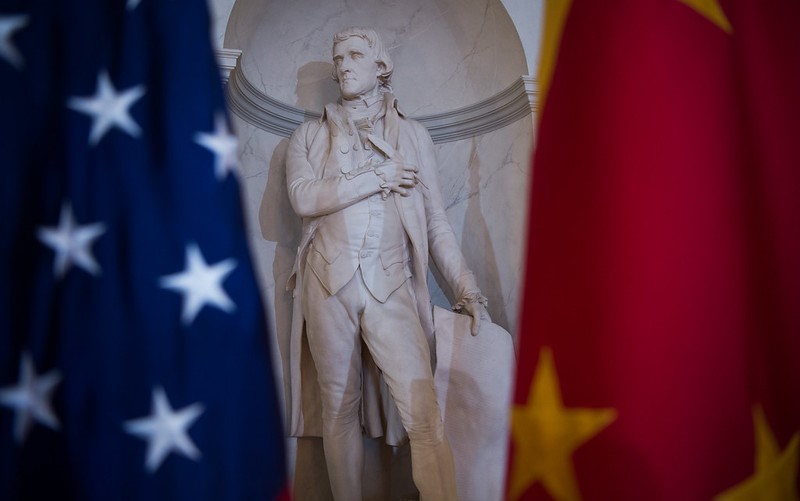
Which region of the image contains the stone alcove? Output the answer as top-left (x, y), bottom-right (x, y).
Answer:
top-left (223, 0), bottom-right (534, 344)
top-left (218, 1), bottom-right (536, 498)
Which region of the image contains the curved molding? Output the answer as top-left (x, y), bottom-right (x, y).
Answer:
top-left (222, 50), bottom-right (537, 143)
top-left (421, 75), bottom-right (537, 143)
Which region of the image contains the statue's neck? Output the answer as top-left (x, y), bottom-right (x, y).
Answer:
top-left (342, 85), bottom-right (382, 107)
top-left (341, 90), bottom-right (385, 122)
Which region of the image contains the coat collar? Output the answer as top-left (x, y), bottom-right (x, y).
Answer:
top-left (322, 92), bottom-right (405, 128)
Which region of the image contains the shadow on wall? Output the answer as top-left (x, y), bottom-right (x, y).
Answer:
top-left (462, 137), bottom-right (508, 330)
top-left (443, 138), bottom-right (508, 330)
top-left (296, 61), bottom-right (339, 111)
top-left (258, 137), bottom-right (299, 412)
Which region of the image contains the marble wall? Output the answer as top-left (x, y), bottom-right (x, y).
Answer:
top-left (227, 0), bottom-right (527, 110)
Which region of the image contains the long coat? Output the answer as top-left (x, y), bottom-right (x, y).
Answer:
top-left (284, 93), bottom-right (479, 444)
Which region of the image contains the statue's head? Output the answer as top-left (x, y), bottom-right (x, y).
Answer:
top-left (331, 27), bottom-right (393, 99)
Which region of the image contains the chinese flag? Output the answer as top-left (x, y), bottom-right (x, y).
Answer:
top-left (508, 1), bottom-right (800, 500)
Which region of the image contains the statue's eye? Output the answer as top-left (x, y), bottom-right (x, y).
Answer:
top-left (352, 52), bottom-right (363, 59)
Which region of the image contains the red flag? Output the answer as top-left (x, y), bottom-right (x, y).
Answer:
top-left (508, 1), bottom-right (800, 499)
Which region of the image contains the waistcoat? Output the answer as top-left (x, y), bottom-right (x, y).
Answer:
top-left (306, 99), bottom-right (411, 303)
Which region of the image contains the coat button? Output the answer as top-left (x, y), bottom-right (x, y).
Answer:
top-left (340, 144), bottom-right (349, 154)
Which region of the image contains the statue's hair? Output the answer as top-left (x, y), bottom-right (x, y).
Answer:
top-left (331, 27), bottom-right (393, 91)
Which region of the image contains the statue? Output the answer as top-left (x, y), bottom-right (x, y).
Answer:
top-left (285, 27), bottom-right (489, 500)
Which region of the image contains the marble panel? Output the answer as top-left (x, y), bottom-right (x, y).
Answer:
top-left (426, 115), bottom-right (533, 337)
top-left (501, 0), bottom-right (544, 73)
top-left (212, 0), bottom-right (542, 76)
top-left (210, 0), bottom-right (237, 51)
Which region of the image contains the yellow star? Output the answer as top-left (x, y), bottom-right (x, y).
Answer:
top-left (679, 0), bottom-right (733, 33)
top-left (715, 405), bottom-right (799, 501)
top-left (509, 347), bottom-right (617, 501)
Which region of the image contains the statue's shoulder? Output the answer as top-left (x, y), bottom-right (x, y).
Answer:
top-left (400, 115), bottom-right (433, 144)
top-left (291, 112), bottom-right (331, 145)
top-left (402, 115), bottom-right (426, 132)
top-left (293, 119), bottom-right (314, 134)
top-left (295, 102), bottom-right (346, 135)
top-left (385, 96), bottom-right (428, 136)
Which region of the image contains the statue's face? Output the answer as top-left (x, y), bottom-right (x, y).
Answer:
top-left (333, 36), bottom-right (381, 100)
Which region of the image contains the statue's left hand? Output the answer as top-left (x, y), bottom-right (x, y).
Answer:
top-left (463, 301), bottom-right (490, 336)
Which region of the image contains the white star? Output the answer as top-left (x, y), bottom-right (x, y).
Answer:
top-left (158, 243), bottom-right (237, 325)
top-left (37, 202), bottom-right (106, 278)
top-left (0, 353), bottom-right (62, 444)
top-left (194, 113), bottom-right (239, 180)
top-left (67, 70), bottom-right (146, 146)
top-left (127, 0), bottom-right (142, 10)
top-left (123, 387), bottom-right (204, 473)
top-left (0, 14), bottom-right (28, 69)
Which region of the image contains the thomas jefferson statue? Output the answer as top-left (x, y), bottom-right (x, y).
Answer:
top-left (285, 27), bottom-right (488, 500)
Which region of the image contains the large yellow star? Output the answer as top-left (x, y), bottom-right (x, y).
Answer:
top-left (509, 348), bottom-right (617, 501)
top-left (679, 0), bottom-right (733, 33)
top-left (715, 405), bottom-right (799, 501)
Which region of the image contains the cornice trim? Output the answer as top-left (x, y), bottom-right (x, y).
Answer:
top-left (216, 49), bottom-right (242, 84)
top-left (221, 50), bottom-right (537, 143)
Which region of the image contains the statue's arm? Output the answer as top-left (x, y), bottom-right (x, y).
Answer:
top-left (286, 122), bottom-right (384, 218)
top-left (413, 122), bottom-right (485, 306)
top-left (413, 122), bottom-right (488, 335)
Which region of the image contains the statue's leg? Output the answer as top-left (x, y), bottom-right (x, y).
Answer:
top-left (361, 282), bottom-right (458, 501)
top-left (303, 269), bottom-right (365, 501)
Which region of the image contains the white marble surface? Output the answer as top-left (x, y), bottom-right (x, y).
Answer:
top-left (212, 0), bottom-right (543, 81)
top-left (209, 0), bottom-right (236, 51)
top-left (426, 116), bottom-right (532, 333)
top-left (502, 0), bottom-right (543, 74)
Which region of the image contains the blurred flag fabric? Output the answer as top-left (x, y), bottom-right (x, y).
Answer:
top-left (0, 1), bottom-right (287, 499)
top-left (509, 0), bottom-right (800, 500)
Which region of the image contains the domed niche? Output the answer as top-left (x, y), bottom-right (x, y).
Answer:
top-left (225, 0), bottom-right (528, 115)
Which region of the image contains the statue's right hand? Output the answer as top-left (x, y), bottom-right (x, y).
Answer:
top-left (374, 158), bottom-right (419, 196)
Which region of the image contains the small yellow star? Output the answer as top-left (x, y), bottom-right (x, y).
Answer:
top-left (715, 405), bottom-right (799, 501)
top-left (509, 347), bottom-right (616, 501)
top-left (679, 0), bottom-right (733, 33)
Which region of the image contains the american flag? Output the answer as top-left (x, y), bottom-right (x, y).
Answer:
top-left (0, 1), bottom-right (287, 499)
